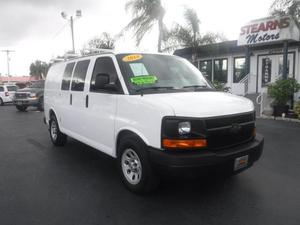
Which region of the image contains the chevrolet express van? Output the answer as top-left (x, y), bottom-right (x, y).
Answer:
top-left (44, 53), bottom-right (264, 193)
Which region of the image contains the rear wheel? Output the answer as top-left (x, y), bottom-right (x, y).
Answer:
top-left (118, 135), bottom-right (158, 194)
top-left (49, 115), bottom-right (67, 146)
top-left (0, 98), bottom-right (3, 106)
top-left (16, 105), bottom-right (27, 111)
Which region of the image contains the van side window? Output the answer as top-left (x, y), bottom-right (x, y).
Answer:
top-left (90, 57), bottom-right (122, 93)
top-left (71, 60), bottom-right (90, 92)
top-left (0, 87), bottom-right (4, 92)
top-left (61, 62), bottom-right (75, 90)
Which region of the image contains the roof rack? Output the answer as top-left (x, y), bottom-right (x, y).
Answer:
top-left (50, 49), bottom-right (115, 64)
top-left (81, 48), bottom-right (115, 56)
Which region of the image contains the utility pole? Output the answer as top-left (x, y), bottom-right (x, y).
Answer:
top-left (61, 10), bottom-right (82, 54)
top-left (2, 50), bottom-right (15, 82)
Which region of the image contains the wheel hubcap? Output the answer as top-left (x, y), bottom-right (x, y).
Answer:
top-left (121, 149), bottom-right (142, 185)
top-left (50, 121), bottom-right (58, 141)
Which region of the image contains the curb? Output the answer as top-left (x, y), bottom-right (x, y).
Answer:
top-left (257, 115), bottom-right (300, 123)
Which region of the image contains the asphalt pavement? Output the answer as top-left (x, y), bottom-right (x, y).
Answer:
top-left (0, 105), bottom-right (299, 225)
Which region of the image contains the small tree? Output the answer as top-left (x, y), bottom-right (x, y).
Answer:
top-left (29, 60), bottom-right (49, 79)
top-left (87, 32), bottom-right (115, 50)
top-left (82, 32), bottom-right (115, 55)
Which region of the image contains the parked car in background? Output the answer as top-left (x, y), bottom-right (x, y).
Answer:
top-left (14, 80), bottom-right (45, 111)
top-left (0, 84), bottom-right (18, 106)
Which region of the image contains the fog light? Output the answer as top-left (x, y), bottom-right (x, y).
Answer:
top-left (178, 122), bottom-right (191, 135)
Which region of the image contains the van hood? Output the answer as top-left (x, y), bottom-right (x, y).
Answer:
top-left (143, 91), bottom-right (254, 118)
top-left (17, 88), bottom-right (42, 93)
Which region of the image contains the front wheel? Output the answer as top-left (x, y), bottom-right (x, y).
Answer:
top-left (0, 98), bottom-right (4, 106)
top-left (16, 105), bottom-right (27, 111)
top-left (49, 115), bottom-right (67, 146)
top-left (118, 136), bottom-right (158, 194)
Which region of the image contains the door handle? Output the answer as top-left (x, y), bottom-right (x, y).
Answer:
top-left (70, 94), bottom-right (72, 105)
top-left (85, 95), bottom-right (89, 108)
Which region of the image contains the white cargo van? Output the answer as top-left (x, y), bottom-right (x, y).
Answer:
top-left (44, 53), bottom-right (264, 193)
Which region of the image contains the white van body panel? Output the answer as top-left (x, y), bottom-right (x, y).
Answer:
top-left (44, 62), bottom-right (65, 124)
top-left (140, 92), bottom-right (254, 118)
top-left (115, 95), bottom-right (175, 152)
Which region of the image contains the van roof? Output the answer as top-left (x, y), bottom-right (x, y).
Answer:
top-left (51, 52), bottom-right (175, 65)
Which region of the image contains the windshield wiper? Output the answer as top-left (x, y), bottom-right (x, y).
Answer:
top-left (135, 86), bottom-right (175, 95)
top-left (182, 84), bottom-right (211, 91)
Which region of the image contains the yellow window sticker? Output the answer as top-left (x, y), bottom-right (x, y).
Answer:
top-left (122, 54), bottom-right (143, 62)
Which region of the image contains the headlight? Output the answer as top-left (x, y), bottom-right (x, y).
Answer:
top-left (161, 117), bottom-right (207, 149)
top-left (30, 93), bottom-right (37, 98)
top-left (178, 122), bottom-right (191, 135)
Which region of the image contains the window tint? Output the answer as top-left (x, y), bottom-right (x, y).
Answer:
top-left (7, 86), bottom-right (18, 91)
top-left (90, 57), bottom-right (121, 93)
top-left (71, 60), bottom-right (90, 91)
top-left (234, 58), bottom-right (246, 83)
top-left (214, 59), bottom-right (228, 83)
top-left (200, 60), bottom-right (212, 81)
top-left (0, 87), bottom-right (4, 92)
top-left (61, 62), bottom-right (75, 90)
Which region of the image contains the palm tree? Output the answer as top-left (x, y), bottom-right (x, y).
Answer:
top-left (270, 0), bottom-right (300, 24)
top-left (163, 7), bottom-right (226, 52)
top-left (124, 0), bottom-right (166, 52)
top-left (183, 7), bottom-right (200, 47)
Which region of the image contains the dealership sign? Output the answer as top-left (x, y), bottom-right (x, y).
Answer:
top-left (238, 16), bottom-right (300, 46)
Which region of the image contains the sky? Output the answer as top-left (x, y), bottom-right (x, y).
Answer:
top-left (0, 0), bottom-right (275, 76)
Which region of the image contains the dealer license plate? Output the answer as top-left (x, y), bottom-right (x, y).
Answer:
top-left (234, 155), bottom-right (249, 171)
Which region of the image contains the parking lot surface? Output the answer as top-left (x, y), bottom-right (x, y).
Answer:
top-left (0, 105), bottom-right (299, 225)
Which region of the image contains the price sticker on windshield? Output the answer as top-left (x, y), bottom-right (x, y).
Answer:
top-left (130, 75), bottom-right (158, 85)
top-left (122, 54), bottom-right (143, 62)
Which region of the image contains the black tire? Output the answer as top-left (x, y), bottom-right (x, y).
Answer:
top-left (0, 98), bottom-right (4, 106)
top-left (117, 135), bottom-right (158, 194)
top-left (37, 97), bottom-right (44, 111)
top-left (16, 105), bottom-right (27, 111)
top-left (49, 115), bottom-right (67, 146)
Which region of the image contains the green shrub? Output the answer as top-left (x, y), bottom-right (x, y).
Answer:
top-left (213, 80), bottom-right (230, 92)
top-left (267, 78), bottom-right (300, 105)
top-left (295, 101), bottom-right (300, 119)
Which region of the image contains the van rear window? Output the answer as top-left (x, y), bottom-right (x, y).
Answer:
top-left (61, 62), bottom-right (75, 91)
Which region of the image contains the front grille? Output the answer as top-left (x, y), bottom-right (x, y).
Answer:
top-left (15, 92), bottom-right (29, 99)
top-left (205, 112), bottom-right (255, 150)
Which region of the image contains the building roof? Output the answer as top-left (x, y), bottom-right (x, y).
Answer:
top-left (0, 76), bottom-right (39, 83)
top-left (174, 40), bottom-right (300, 59)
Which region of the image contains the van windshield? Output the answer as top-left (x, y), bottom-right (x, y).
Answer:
top-left (116, 54), bottom-right (213, 94)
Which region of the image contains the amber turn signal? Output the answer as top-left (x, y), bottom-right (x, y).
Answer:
top-left (253, 127), bottom-right (256, 137)
top-left (162, 139), bottom-right (207, 149)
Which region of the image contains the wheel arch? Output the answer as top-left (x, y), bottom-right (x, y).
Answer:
top-left (115, 128), bottom-right (149, 157)
top-left (48, 108), bottom-right (60, 126)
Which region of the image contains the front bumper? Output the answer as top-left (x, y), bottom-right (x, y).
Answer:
top-left (13, 98), bottom-right (39, 106)
top-left (148, 134), bottom-right (264, 173)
